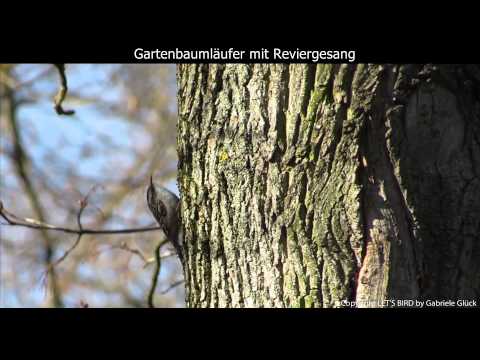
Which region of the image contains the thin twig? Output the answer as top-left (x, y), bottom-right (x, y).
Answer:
top-left (145, 245), bottom-right (174, 266)
top-left (87, 240), bottom-right (169, 266)
top-left (100, 241), bottom-right (173, 267)
top-left (114, 242), bottom-right (149, 263)
top-left (160, 280), bottom-right (185, 295)
top-left (52, 234), bottom-right (82, 267)
top-left (0, 202), bottom-right (162, 236)
top-left (53, 64), bottom-right (75, 115)
top-left (51, 195), bottom-right (88, 267)
top-left (147, 239), bottom-right (167, 308)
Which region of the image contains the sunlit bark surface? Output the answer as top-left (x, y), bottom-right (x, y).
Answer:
top-left (177, 64), bottom-right (480, 307)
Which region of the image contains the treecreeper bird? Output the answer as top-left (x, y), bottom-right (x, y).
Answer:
top-left (146, 176), bottom-right (183, 263)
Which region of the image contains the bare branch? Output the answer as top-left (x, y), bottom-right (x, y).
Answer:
top-left (43, 187), bottom-right (120, 278)
top-left (0, 201), bottom-right (163, 236)
top-left (53, 64), bottom-right (75, 115)
top-left (113, 242), bottom-right (149, 263)
top-left (160, 280), bottom-right (184, 295)
top-left (2, 82), bottom-right (63, 307)
top-left (147, 239), bottom-right (164, 308)
top-left (53, 234), bottom-right (82, 268)
top-left (96, 240), bottom-right (172, 267)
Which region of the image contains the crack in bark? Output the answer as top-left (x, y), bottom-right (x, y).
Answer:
top-left (178, 64), bottom-right (480, 307)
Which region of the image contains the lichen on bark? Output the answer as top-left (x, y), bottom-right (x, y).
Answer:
top-left (177, 64), bottom-right (480, 308)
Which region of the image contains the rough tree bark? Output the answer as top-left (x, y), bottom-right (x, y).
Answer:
top-left (176, 64), bottom-right (480, 308)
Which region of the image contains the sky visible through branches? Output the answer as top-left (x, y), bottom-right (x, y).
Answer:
top-left (0, 64), bottom-right (183, 307)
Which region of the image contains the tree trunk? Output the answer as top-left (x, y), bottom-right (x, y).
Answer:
top-left (176, 64), bottom-right (480, 308)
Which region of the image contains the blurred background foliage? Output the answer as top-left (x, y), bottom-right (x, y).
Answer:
top-left (0, 64), bottom-right (184, 307)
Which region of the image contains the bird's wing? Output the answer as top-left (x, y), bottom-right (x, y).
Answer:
top-left (158, 201), bottom-right (169, 237)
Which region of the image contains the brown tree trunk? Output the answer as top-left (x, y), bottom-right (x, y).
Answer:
top-left (176, 64), bottom-right (480, 308)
